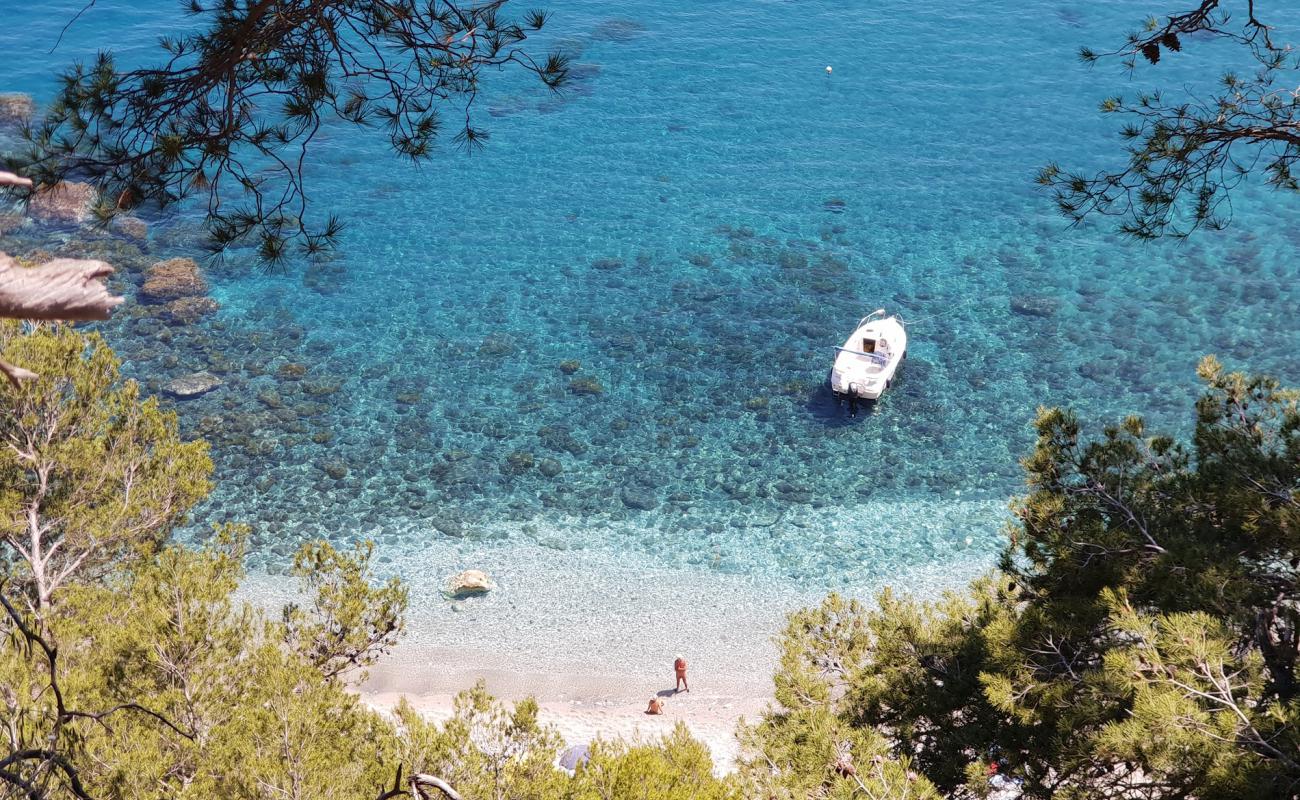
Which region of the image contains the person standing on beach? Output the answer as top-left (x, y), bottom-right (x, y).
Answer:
top-left (674, 654), bottom-right (689, 692)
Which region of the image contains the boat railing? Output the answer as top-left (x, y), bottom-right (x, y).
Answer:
top-left (855, 308), bottom-right (888, 329)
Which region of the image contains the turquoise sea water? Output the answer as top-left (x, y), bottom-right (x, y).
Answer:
top-left (2, 0), bottom-right (1298, 595)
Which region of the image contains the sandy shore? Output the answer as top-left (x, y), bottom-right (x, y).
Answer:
top-left (240, 535), bottom-right (994, 772)
top-left (241, 542), bottom-right (808, 770)
top-left (359, 649), bottom-right (771, 770)
top-left (339, 541), bottom-right (806, 772)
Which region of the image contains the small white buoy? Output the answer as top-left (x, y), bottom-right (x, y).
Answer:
top-left (825, 65), bottom-right (833, 75)
top-left (964, 536), bottom-right (973, 546)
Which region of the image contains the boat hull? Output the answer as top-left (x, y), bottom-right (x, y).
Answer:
top-left (829, 314), bottom-right (907, 401)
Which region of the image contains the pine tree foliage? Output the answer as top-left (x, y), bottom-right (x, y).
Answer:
top-left (570, 725), bottom-right (736, 800)
top-left (1039, 1), bottom-right (1300, 238)
top-left (283, 539), bottom-right (408, 680)
top-left (2, 527), bottom-right (402, 799)
top-left (0, 321), bottom-right (212, 613)
top-left (7, 0), bottom-right (570, 264)
top-left (736, 592), bottom-right (946, 799)
top-left (393, 685), bottom-right (738, 800)
top-left (394, 682), bottom-right (568, 800)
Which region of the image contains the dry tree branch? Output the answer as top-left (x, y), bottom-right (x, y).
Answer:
top-left (0, 173), bottom-right (124, 385)
top-left (410, 774), bottom-right (466, 800)
top-left (0, 253), bottom-right (122, 323)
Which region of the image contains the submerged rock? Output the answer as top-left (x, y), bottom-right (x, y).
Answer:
top-left (621, 488), bottom-right (659, 511)
top-left (569, 376), bottom-right (604, 396)
top-left (591, 18), bottom-right (646, 42)
top-left (140, 258), bottom-right (207, 302)
top-left (161, 296), bottom-right (219, 324)
top-left (0, 93), bottom-right (34, 124)
top-left (503, 450), bottom-right (535, 474)
top-left (257, 390), bottom-right (284, 409)
top-left (1010, 294), bottom-right (1060, 318)
top-left (447, 569), bottom-right (495, 598)
top-left (431, 515), bottom-right (465, 537)
top-left (478, 332), bottom-right (517, 357)
top-left (164, 371), bottom-right (223, 399)
top-left (29, 181), bottom-right (99, 225)
top-left (111, 215), bottom-right (149, 242)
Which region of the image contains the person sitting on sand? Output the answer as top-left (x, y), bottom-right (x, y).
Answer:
top-left (646, 697), bottom-right (665, 715)
top-left (674, 655), bottom-right (689, 692)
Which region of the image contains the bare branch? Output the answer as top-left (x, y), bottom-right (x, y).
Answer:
top-left (0, 253), bottom-right (123, 323)
top-left (410, 774), bottom-right (465, 800)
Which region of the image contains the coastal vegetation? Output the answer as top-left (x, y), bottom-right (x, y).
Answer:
top-left (1, 0), bottom-right (1298, 798)
top-left (743, 358), bottom-right (1300, 798)
top-left (0, 323), bottom-right (735, 799)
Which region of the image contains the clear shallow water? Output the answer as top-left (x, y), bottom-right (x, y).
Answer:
top-left (2, 0), bottom-right (1298, 594)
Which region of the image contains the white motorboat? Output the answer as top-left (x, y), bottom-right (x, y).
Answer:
top-left (829, 308), bottom-right (907, 402)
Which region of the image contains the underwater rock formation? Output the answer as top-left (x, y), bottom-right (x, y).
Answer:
top-left (164, 371), bottom-right (223, 398)
top-left (568, 376), bottom-right (604, 396)
top-left (140, 258), bottom-right (207, 302)
top-left (160, 296), bottom-right (219, 324)
top-left (0, 92), bottom-right (33, 124)
top-left (111, 216), bottom-right (149, 242)
top-left (1010, 294), bottom-right (1060, 318)
top-left (28, 182), bottom-right (98, 225)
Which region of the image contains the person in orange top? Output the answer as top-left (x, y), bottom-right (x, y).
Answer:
top-left (674, 654), bottom-right (689, 692)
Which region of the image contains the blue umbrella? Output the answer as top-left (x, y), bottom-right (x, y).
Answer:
top-left (558, 744), bottom-right (591, 773)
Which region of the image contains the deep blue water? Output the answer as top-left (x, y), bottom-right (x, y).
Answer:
top-left (2, 0), bottom-right (1298, 589)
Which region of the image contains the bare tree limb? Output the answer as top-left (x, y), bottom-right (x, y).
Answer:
top-left (0, 167), bottom-right (124, 384)
top-left (374, 764), bottom-right (408, 800)
top-left (410, 774), bottom-right (465, 800)
top-left (0, 253), bottom-right (123, 323)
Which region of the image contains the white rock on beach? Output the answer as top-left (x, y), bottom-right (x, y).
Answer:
top-left (447, 569), bottom-right (495, 598)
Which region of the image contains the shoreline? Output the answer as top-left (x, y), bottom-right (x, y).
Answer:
top-left (358, 653), bottom-right (772, 771)
top-left (242, 535), bottom-right (998, 773)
